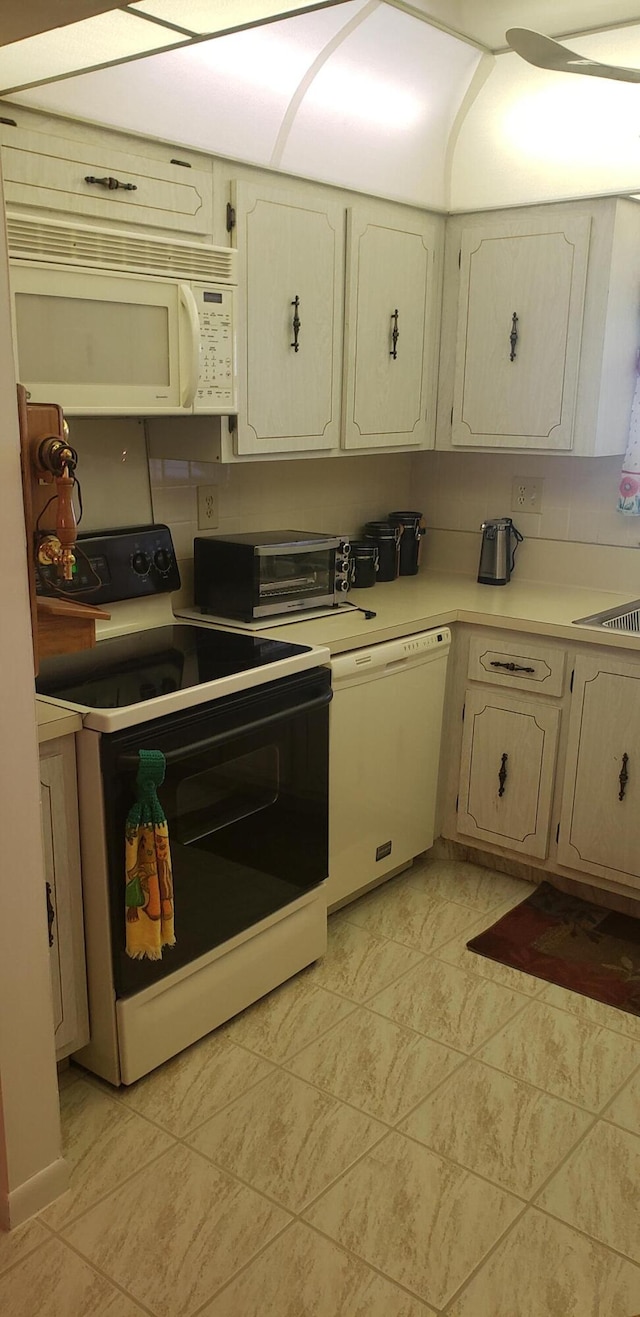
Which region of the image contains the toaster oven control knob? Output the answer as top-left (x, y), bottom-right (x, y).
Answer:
top-left (153, 547), bottom-right (172, 576)
top-left (131, 549), bottom-right (151, 576)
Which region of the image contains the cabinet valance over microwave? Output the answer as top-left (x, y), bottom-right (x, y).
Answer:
top-left (7, 213), bottom-right (237, 416)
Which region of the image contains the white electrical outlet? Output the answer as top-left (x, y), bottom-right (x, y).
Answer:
top-left (512, 477), bottom-right (543, 516)
top-left (197, 484), bottom-right (219, 530)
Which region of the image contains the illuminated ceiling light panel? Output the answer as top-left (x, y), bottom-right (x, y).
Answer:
top-left (280, 6), bottom-right (480, 204)
top-left (127, 0), bottom-right (351, 35)
top-left (8, 2), bottom-right (365, 166)
top-left (0, 11), bottom-right (186, 93)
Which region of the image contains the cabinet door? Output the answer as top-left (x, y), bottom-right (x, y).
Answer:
top-left (233, 181), bottom-right (344, 455)
top-left (1, 127), bottom-right (213, 236)
top-left (457, 688), bottom-right (560, 858)
top-left (452, 216), bottom-right (590, 450)
top-left (40, 739), bottom-right (89, 1059)
top-left (558, 656), bottom-right (640, 888)
top-left (342, 207), bottom-right (440, 449)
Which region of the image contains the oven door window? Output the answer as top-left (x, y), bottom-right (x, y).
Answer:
top-left (102, 670), bottom-right (330, 997)
top-left (174, 746), bottom-right (279, 845)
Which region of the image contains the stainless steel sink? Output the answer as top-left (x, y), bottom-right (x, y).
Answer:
top-left (573, 600), bottom-right (640, 633)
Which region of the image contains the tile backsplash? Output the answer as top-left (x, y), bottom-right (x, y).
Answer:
top-left (413, 450), bottom-right (640, 551)
top-left (68, 415), bottom-right (638, 607)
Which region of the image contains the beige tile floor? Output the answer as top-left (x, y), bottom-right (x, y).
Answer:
top-left (3, 856), bottom-right (640, 1316)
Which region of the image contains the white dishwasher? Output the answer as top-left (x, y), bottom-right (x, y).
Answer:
top-left (327, 627), bottom-right (451, 910)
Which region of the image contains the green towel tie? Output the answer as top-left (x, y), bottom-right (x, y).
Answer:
top-left (126, 749), bottom-right (168, 831)
top-left (125, 751), bottom-right (168, 912)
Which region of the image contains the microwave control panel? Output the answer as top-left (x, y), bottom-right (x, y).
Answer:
top-left (192, 283), bottom-right (236, 412)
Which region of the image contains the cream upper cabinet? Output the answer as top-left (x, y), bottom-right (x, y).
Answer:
top-left (233, 180), bottom-right (344, 456)
top-left (341, 205), bottom-right (442, 450)
top-left (451, 215), bottom-right (590, 450)
top-left (437, 198), bottom-right (640, 456)
top-left (558, 655), bottom-right (640, 890)
top-left (1, 125), bottom-right (213, 237)
top-left (457, 687), bottom-right (560, 859)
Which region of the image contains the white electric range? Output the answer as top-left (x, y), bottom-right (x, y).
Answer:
top-left (36, 526), bottom-right (331, 1085)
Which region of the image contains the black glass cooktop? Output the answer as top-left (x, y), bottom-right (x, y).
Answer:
top-left (36, 624), bottom-right (308, 710)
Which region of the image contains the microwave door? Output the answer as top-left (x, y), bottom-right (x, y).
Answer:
top-left (10, 263), bottom-right (184, 415)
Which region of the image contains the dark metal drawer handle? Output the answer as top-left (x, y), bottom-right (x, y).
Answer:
top-left (291, 295), bottom-right (301, 352)
top-left (46, 881), bottom-right (55, 947)
top-left (619, 752), bottom-right (629, 801)
top-left (390, 308), bottom-right (399, 359)
top-left (509, 311), bottom-right (518, 361)
top-left (490, 661), bottom-right (535, 674)
top-left (498, 752), bottom-right (508, 797)
top-left (85, 175), bottom-right (138, 192)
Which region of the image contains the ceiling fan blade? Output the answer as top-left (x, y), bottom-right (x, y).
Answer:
top-left (506, 27), bottom-right (640, 83)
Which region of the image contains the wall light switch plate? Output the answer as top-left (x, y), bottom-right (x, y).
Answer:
top-left (197, 484), bottom-right (219, 530)
top-left (512, 477), bottom-right (543, 516)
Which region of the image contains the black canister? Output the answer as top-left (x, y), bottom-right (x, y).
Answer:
top-left (348, 540), bottom-right (379, 589)
top-left (363, 520), bottom-right (400, 582)
top-left (388, 511), bottom-right (425, 576)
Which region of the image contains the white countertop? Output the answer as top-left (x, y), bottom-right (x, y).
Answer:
top-left (246, 572), bottom-right (640, 654)
top-left (37, 698), bottom-right (83, 743)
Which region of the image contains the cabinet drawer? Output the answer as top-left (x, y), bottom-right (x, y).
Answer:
top-left (2, 128), bottom-right (213, 236)
top-left (468, 635), bottom-right (565, 696)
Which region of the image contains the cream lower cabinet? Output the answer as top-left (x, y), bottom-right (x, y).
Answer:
top-left (39, 737), bottom-right (89, 1059)
top-left (233, 180), bottom-right (344, 456)
top-left (558, 655), bottom-right (640, 890)
top-left (457, 688), bottom-right (560, 859)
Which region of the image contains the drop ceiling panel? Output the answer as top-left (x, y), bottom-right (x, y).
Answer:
top-left (10, 1), bottom-right (369, 167)
top-left (127, 0), bottom-right (354, 35)
top-left (279, 6), bottom-right (481, 206)
top-left (0, 10), bottom-right (186, 93)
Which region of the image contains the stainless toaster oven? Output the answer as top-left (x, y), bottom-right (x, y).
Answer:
top-left (194, 530), bottom-right (349, 620)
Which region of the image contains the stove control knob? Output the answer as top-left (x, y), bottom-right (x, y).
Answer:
top-left (153, 547), bottom-right (173, 576)
top-left (131, 550), bottom-right (151, 576)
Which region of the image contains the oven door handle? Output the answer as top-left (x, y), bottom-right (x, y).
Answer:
top-left (116, 687), bottom-right (332, 770)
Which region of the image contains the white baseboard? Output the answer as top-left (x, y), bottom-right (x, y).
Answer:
top-left (0, 1157), bottom-right (69, 1230)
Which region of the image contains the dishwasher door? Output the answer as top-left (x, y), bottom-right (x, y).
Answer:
top-left (328, 628), bottom-right (451, 909)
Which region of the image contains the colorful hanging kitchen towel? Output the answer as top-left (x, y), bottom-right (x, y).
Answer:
top-left (125, 749), bottom-right (175, 961)
top-left (618, 350), bottom-right (640, 514)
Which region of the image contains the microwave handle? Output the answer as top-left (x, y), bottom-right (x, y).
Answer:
top-left (179, 283), bottom-right (201, 409)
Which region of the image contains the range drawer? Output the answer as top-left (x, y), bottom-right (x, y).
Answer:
top-left (468, 634), bottom-right (565, 696)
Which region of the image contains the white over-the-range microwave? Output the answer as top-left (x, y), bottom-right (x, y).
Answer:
top-left (6, 212), bottom-right (237, 416)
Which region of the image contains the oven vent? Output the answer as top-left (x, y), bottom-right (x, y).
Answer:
top-left (6, 212), bottom-right (236, 283)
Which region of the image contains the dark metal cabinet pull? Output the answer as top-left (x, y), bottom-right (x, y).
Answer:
top-left (390, 309), bottom-right (399, 359)
top-left (498, 752), bottom-right (508, 797)
top-left (291, 295), bottom-right (301, 352)
top-left (619, 753), bottom-right (629, 801)
top-left (509, 312), bottom-right (518, 361)
top-left (45, 882), bottom-right (55, 947)
top-left (84, 175), bottom-right (138, 192)
top-left (490, 660), bottom-right (535, 674)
